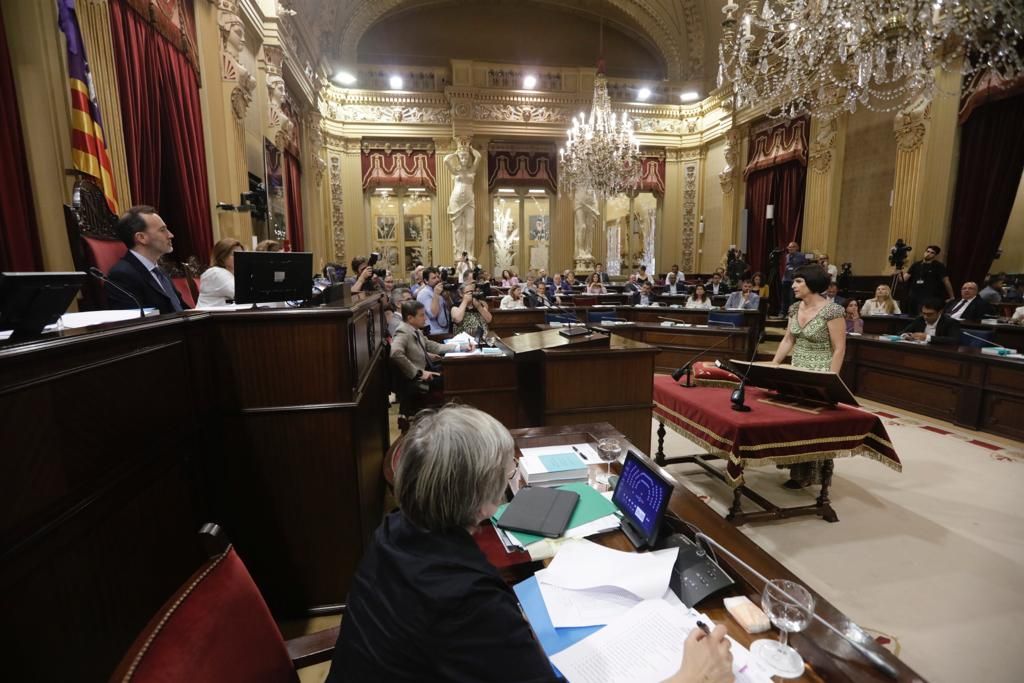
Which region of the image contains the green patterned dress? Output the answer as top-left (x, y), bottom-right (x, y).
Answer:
top-left (786, 301), bottom-right (846, 484)
top-left (787, 301), bottom-right (846, 371)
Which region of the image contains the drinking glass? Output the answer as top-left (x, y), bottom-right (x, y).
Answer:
top-left (750, 579), bottom-right (815, 678)
top-left (595, 438), bottom-right (622, 486)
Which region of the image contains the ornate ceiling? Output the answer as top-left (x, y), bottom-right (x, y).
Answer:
top-left (291, 0), bottom-right (725, 88)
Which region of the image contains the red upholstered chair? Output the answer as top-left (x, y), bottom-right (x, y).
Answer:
top-left (109, 523), bottom-right (340, 683)
top-left (64, 174), bottom-right (125, 310)
top-left (171, 276), bottom-right (196, 309)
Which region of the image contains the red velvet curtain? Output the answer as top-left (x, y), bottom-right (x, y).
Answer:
top-left (745, 161), bottom-right (805, 276)
top-left (947, 93), bottom-right (1024, 287)
top-left (744, 170), bottom-right (774, 277)
top-left (0, 6), bottom-right (44, 271)
top-left (285, 152), bottom-right (304, 252)
top-left (109, 0), bottom-right (212, 262)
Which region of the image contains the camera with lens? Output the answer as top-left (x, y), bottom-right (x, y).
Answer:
top-left (837, 262), bottom-right (853, 290)
top-left (888, 239), bottom-right (912, 269)
top-left (366, 252), bottom-right (387, 278)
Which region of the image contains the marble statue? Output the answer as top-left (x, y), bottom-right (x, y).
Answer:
top-left (444, 140), bottom-right (482, 260)
top-left (573, 187), bottom-right (599, 272)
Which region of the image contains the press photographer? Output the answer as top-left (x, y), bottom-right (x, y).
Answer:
top-left (898, 244), bottom-right (954, 315)
top-left (350, 252), bottom-right (387, 293)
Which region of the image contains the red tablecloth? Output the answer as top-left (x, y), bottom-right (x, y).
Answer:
top-left (653, 375), bottom-right (901, 486)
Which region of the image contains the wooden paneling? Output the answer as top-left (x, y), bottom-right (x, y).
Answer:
top-left (982, 393), bottom-right (1024, 441)
top-left (856, 367), bottom-right (960, 420)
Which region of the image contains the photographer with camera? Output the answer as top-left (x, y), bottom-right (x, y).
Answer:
top-left (725, 246), bottom-right (748, 287)
top-left (350, 253), bottom-right (387, 294)
top-left (452, 281), bottom-right (493, 337)
top-left (416, 267), bottom-right (451, 334)
top-left (899, 244), bottom-right (954, 315)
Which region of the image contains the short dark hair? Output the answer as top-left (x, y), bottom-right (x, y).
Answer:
top-left (401, 300), bottom-right (424, 320)
top-left (920, 297), bottom-right (945, 312)
top-left (926, 245), bottom-right (941, 255)
top-left (115, 205), bottom-right (157, 249)
top-left (792, 264), bottom-right (830, 294)
top-left (351, 256), bottom-right (367, 273)
top-left (422, 266), bottom-right (439, 281)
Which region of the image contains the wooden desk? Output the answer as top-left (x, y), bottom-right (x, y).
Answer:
top-left (503, 423), bottom-right (921, 682)
top-left (842, 334), bottom-right (1024, 440)
top-left (0, 296), bottom-right (391, 682)
top-left (860, 315), bottom-right (1024, 349)
top-left (591, 322), bottom-right (752, 374)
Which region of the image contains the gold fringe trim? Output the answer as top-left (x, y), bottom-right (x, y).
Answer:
top-left (695, 379), bottom-right (741, 389)
top-left (654, 401), bottom-right (735, 449)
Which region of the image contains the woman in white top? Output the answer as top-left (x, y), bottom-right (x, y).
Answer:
top-left (685, 284), bottom-right (712, 309)
top-left (500, 284), bottom-right (527, 309)
top-left (860, 284), bottom-right (901, 316)
top-left (585, 272), bottom-right (607, 294)
top-left (196, 238), bottom-right (244, 307)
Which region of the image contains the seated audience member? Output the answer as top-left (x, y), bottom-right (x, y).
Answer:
top-left (196, 238), bottom-right (243, 307)
top-left (499, 285), bottom-right (527, 309)
top-left (255, 239), bottom-right (282, 252)
top-left (552, 273), bottom-right (572, 295)
top-left (527, 277), bottom-right (551, 307)
top-left (107, 205), bottom-right (189, 314)
top-left (823, 282), bottom-right (846, 307)
top-left (387, 288), bottom-right (413, 337)
top-left (585, 273), bottom-right (608, 294)
top-left (902, 297), bottom-right (961, 345)
top-left (565, 272), bottom-right (579, 288)
top-left (636, 265), bottom-right (653, 285)
top-left (1012, 305), bottom-right (1024, 324)
top-left (452, 282), bottom-right (493, 337)
top-left (390, 300), bottom-right (470, 400)
top-left (416, 267), bottom-right (450, 334)
top-left (537, 268), bottom-right (552, 285)
top-left (350, 255), bottom-right (383, 293)
top-left (631, 282), bottom-right (657, 306)
top-left (979, 274), bottom-right (1005, 305)
top-left (819, 254), bottom-right (838, 282)
top-left (594, 262), bottom-right (610, 283)
top-left (751, 271), bottom-right (769, 299)
top-left (686, 284), bottom-right (712, 309)
top-left (844, 299), bottom-right (863, 333)
top-left (706, 272), bottom-right (730, 296)
top-left (624, 273), bottom-right (641, 294)
top-left (860, 284), bottom-right (901, 315)
top-left (500, 269), bottom-right (519, 287)
top-left (946, 281), bottom-right (992, 321)
top-left (325, 404), bottom-right (735, 683)
top-left (665, 269), bottom-right (685, 295)
top-left (724, 280), bottom-right (760, 310)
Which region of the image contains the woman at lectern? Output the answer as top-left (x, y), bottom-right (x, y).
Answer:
top-left (325, 405), bottom-right (735, 683)
top-left (770, 264), bottom-right (847, 488)
top-left (196, 238), bottom-right (243, 307)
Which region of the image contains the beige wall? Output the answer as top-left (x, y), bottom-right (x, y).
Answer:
top-left (997, 173), bottom-right (1024, 274)
top-left (701, 139), bottom-right (727, 273)
top-left (836, 107), bottom-right (896, 274)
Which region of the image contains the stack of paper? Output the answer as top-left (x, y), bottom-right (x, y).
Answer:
top-left (492, 483), bottom-right (619, 552)
top-left (519, 451), bottom-right (588, 485)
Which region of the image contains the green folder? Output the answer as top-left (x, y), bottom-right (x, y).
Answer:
top-left (493, 482), bottom-right (618, 547)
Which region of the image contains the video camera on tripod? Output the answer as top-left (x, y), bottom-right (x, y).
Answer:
top-left (888, 239), bottom-right (912, 270)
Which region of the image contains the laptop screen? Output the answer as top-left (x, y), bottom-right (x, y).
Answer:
top-left (611, 451), bottom-right (674, 546)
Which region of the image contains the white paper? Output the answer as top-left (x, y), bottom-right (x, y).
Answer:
top-left (542, 539), bottom-right (678, 600)
top-left (58, 309), bottom-right (159, 328)
top-left (520, 442), bottom-right (601, 464)
top-left (537, 568), bottom-right (684, 627)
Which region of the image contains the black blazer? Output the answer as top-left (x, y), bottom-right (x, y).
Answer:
top-left (106, 252), bottom-right (188, 314)
top-left (905, 315), bottom-right (961, 345)
top-left (945, 297), bottom-right (992, 322)
top-left (630, 291), bottom-right (657, 306)
top-left (706, 281), bottom-right (731, 296)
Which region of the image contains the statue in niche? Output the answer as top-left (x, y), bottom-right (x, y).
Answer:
top-left (573, 187), bottom-right (599, 272)
top-left (443, 139), bottom-right (482, 260)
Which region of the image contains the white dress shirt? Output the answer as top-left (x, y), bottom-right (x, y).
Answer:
top-left (948, 297), bottom-right (975, 320)
top-left (196, 266), bottom-right (235, 307)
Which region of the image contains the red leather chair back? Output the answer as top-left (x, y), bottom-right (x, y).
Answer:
top-left (172, 276), bottom-right (196, 309)
top-left (110, 546), bottom-right (298, 683)
top-left (83, 236), bottom-right (128, 276)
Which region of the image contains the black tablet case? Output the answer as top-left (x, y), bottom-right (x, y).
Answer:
top-left (496, 487), bottom-right (580, 538)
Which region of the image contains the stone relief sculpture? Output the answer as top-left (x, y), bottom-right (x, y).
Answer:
top-left (217, 1), bottom-right (255, 121)
top-left (443, 139), bottom-right (482, 260)
top-left (492, 205), bottom-right (517, 274)
top-left (573, 187), bottom-right (599, 273)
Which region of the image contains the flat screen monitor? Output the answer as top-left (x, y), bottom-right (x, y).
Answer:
top-left (233, 251), bottom-right (313, 304)
top-left (0, 272), bottom-right (87, 341)
top-left (611, 450), bottom-right (675, 549)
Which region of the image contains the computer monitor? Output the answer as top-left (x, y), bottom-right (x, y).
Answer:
top-left (0, 272), bottom-right (87, 342)
top-left (612, 450), bottom-right (675, 549)
top-left (233, 251), bottom-right (313, 304)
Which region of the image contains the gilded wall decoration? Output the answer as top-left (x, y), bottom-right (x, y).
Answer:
top-left (681, 161), bottom-right (699, 273)
top-left (808, 119), bottom-right (838, 174)
top-left (329, 154), bottom-right (345, 260)
top-left (632, 116), bottom-right (683, 134)
top-left (216, 0), bottom-right (255, 121)
top-left (894, 97), bottom-right (930, 152)
top-left (306, 112), bottom-right (326, 187)
top-left (719, 130), bottom-right (739, 194)
top-left (473, 103), bottom-right (569, 123)
top-left (339, 105), bottom-right (451, 124)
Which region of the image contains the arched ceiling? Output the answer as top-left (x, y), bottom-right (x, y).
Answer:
top-left (292, 0), bottom-right (726, 87)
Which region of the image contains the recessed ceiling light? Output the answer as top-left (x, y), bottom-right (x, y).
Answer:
top-left (497, 188), bottom-right (516, 194)
top-left (679, 91), bottom-right (700, 102)
top-left (527, 189), bottom-right (546, 194)
top-left (637, 87), bottom-right (651, 101)
top-left (389, 75), bottom-right (403, 90)
top-left (523, 74), bottom-right (537, 89)
top-left (333, 71), bottom-right (357, 86)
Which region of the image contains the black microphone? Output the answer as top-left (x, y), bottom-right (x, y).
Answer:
top-left (538, 294), bottom-right (590, 338)
top-left (729, 329), bottom-right (765, 412)
top-left (87, 267), bottom-right (145, 318)
top-left (670, 330), bottom-right (739, 387)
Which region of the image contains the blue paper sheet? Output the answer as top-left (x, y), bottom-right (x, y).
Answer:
top-left (514, 575), bottom-right (603, 657)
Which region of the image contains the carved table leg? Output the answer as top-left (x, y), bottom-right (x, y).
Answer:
top-left (816, 459), bottom-right (839, 523)
top-left (726, 487), bottom-right (745, 524)
top-left (655, 421), bottom-right (667, 465)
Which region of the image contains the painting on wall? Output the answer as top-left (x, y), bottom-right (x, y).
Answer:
top-left (528, 215), bottom-right (549, 241)
top-left (375, 215), bottom-right (397, 241)
top-left (404, 215), bottom-right (423, 241)
top-left (405, 246), bottom-right (424, 268)
top-left (384, 246), bottom-right (400, 268)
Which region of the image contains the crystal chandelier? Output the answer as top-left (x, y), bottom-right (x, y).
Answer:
top-left (717, 0), bottom-right (1024, 120)
top-left (559, 68), bottom-right (641, 199)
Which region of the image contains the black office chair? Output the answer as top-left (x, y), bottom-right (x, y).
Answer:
top-left (708, 311), bottom-right (745, 328)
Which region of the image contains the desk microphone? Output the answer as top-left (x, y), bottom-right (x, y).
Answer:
top-left (960, 330), bottom-right (1013, 354)
top-left (537, 296), bottom-right (590, 338)
top-left (657, 316), bottom-right (689, 326)
top-left (87, 267), bottom-right (145, 318)
top-left (729, 329), bottom-right (765, 412)
top-left (690, 531), bottom-right (899, 679)
top-left (671, 330), bottom-right (738, 387)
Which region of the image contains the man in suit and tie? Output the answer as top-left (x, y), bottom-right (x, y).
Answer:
top-left (706, 272), bottom-right (730, 297)
top-left (824, 282), bottom-right (846, 308)
top-left (106, 205), bottom-right (188, 314)
top-left (945, 281), bottom-right (992, 322)
top-left (902, 297), bottom-right (961, 345)
top-left (594, 262), bottom-right (610, 283)
top-left (390, 300), bottom-right (472, 400)
top-left (631, 282), bottom-right (657, 306)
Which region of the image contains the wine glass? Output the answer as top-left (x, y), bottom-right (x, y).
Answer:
top-left (595, 438), bottom-right (622, 487)
top-left (750, 579), bottom-right (815, 679)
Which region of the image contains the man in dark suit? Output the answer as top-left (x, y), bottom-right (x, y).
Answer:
top-left (902, 297), bottom-right (961, 345)
top-left (594, 262), bottom-right (610, 283)
top-left (824, 282), bottom-right (846, 308)
top-left (106, 205), bottom-right (188, 314)
top-left (944, 281), bottom-right (992, 322)
top-left (706, 272), bottom-right (731, 297)
top-left (630, 282), bottom-right (657, 306)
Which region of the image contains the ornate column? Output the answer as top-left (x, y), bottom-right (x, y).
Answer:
top-left (887, 67), bottom-right (961, 270)
top-left (433, 136), bottom-right (456, 268)
top-left (550, 189), bottom-right (573, 273)
top-left (661, 149), bottom-right (683, 272)
top-left (471, 136), bottom-right (490, 266)
top-left (679, 149), bottom-right (702, 274)
top-left (302, 110), bottom-right (329, 268)
top-left (340, 137), bottom-right (367, 260)
top-left (802, 115), bottom-right (847, 259)
top-left (716, 128), bottom-right (743, 271)
top-left (324, 133), bottom-right (347, 263)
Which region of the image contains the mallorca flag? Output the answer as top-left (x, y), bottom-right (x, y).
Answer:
top-left (57, 0), bottom-right (118, 214)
